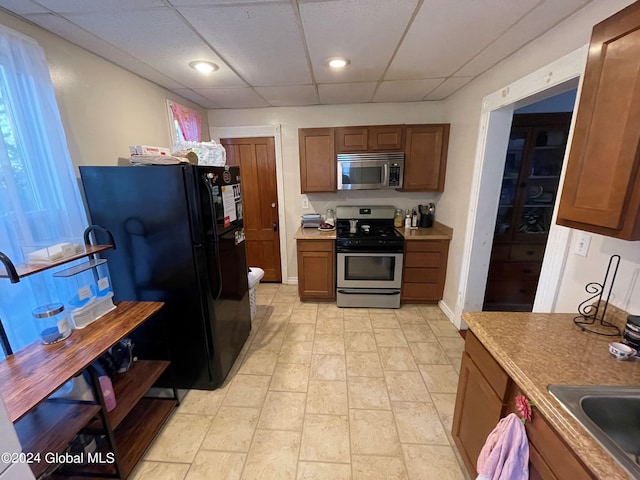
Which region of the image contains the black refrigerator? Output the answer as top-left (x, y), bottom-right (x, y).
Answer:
top-left (79, 164), bottom-right (251, 390)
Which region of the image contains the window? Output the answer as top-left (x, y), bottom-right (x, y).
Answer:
top-left (0, 27), bottom-right (87, 358)
top-left (168, 100), bottom-right (202, 143)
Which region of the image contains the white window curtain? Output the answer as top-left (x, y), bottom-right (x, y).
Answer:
top-left (0, 26), bottom-right (87, 357)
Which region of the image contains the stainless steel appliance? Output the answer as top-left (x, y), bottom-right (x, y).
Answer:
top-left (337, 152), bottom-right (404, 190)
top-left (335, 205), bottom-right (404, 308)
top-left (80, 164), bottom-right (251, 390)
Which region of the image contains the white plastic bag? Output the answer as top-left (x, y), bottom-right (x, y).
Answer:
top-left (173, 140), bottom-right (226, 166)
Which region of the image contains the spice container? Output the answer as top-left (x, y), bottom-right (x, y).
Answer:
top-left (32, 303), bottom-right (71, 344)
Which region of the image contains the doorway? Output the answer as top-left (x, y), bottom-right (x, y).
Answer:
top-left (483, 106), bottom-right (574, 312)
top-left (221, 136), bottom-right (283, 282)
top-left (454, 46), bottom-right (587, 327)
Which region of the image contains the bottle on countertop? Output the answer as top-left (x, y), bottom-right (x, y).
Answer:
top-left (394, 209), bottom-right (404, 228)
top-left (411, 209), bottom-right (418, 228)
top-left (404, 210), bottom-right (411, 229)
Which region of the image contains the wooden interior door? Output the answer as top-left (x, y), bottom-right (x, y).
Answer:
top-left (221, 137), bottom-right (282, 282)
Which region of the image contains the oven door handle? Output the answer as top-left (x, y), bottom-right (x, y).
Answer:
top-left (337, 289), bottom-right (401, 296)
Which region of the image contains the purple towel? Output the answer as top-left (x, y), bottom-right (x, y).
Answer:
top-left (476, 413), bottom-right (529, 480)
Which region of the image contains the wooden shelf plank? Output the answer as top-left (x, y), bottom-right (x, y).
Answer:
top-left (0, 245), bottom-right (113, 280)
top-left (55, 398), bottom-right (176, 479)
top-left (0, 301), bottom-right (164, 422)
top-left (14, 401), bottom-right (101, 479)
top-left (88, 360), bottom-right (171, 430)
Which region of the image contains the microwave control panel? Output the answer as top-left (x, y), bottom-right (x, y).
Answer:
top-left (389, 163), bottom-right (402, 187)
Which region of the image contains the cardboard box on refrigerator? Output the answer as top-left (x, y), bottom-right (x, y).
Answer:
top-left (129, 145), bottom-right (171, 156)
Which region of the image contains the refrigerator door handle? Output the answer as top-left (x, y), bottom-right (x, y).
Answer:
top-left (203, 176), bottom-right (224, 301)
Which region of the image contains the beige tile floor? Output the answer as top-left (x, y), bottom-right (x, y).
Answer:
top-left (130, 284), bottom-right (469, 480)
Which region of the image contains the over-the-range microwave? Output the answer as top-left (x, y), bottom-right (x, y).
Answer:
top-left (337, 152), bottom-right (404, 190)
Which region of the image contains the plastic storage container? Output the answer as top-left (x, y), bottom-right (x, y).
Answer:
top-left (32, 303), bottom-right (72, 344)
top-left (247, 267), bottom-right (265, 320)
top-left (53, 258), bottom-right (115, 329)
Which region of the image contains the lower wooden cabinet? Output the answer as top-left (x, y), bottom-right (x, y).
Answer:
top-left (401, 239), bottom-right (449, 303)
top-left (453, 331), bottom-right (595, 479)
top-left (296, 239), bottom-right (335, 301)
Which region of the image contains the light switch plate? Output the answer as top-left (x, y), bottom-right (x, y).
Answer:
top-left (574, 232), bottom-right (591, 257)
top-left (302, 197), bottom-right (309, 209)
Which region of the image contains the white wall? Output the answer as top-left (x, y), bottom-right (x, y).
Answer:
top-left (0, 10), bottom-right (209, 172)
top-left (442, 0), bottom-right (639, 319)
top-left (209, 103), bottom-right (446, 282)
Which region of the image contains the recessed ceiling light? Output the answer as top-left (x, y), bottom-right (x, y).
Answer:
top-left (189, 61), bottom-right (219, 73)
top-left (326, 57), bottom-right (350, 69)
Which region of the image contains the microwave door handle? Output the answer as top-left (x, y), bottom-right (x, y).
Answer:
top-left (382, 163), bottom-right (390, 186)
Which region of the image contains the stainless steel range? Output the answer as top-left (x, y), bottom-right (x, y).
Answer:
top-left (335, 205), bottom-right (404, 308)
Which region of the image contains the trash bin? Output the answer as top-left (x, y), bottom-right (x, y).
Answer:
top-left (247, 267), bottom-right (265, 320)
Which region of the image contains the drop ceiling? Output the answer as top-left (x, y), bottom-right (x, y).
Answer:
top-left (0, 0), bottom-right (593, 109)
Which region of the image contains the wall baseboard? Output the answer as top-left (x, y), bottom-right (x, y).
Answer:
top-left (439, 299), bottom-right (466, 330)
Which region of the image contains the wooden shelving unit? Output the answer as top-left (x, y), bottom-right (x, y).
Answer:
top-left (14, 401), bottom-right (101, 478)
top-left (0, 245), bottom-right (112, 280)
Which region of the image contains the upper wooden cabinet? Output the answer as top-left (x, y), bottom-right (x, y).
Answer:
top-left (299, 123), bottom-right (450, 193)
top-left (557, 1), bottom-right (640, 240)
top-left (336, 125), bottom-right (404, 152)
top-left (299, 128), bottom-right (336, 193)
top-left (401, 124), bottom-right (450, 192)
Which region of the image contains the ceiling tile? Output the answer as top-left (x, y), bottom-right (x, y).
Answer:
top-left (373, 79), bottom-right (444, 103)
top-left (26, 13), bottom-right (185, 90)
top-left (255, 85), bottom-right (319, 107)
top-left (60, 8), bottom-right (246, 88)
top-left (300, 0), bottom-right (418, 83)
top-left (178, 3), bottom-right (311, 86)
top-left (0, 0), bottom-right (49, 14)
top-left (171, 88), bottom-right (221, 109)
top-left (194, 87), bottom-right (270, 109)
top-left (456, 0), bottom-right (593, 77)
top-left (424, 77), bottom-right (473, 100)
top-left (387, 0), bottom-right (538, 80)
top-left (168, 0), bottom-right (279, 4)
top-left (318, 82), bottom-right (377, 105)
top-left (36, 0), bottom-right (164, 13)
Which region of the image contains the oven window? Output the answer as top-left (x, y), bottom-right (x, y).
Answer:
top-left (341, 165), bottom-right (382, 185)
top-left (344, 255), bottom-right (395, 281)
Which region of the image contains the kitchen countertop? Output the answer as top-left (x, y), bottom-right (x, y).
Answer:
top-left (463, 310), bottom-right (640, 480)
top-left (294, 226), bottom-right (336, 240)
top-left (294, 221), bottom-right (453, 241)
top-left (398, 221), bottom-right (452, 240)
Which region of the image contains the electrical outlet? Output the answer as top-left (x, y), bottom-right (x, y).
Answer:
top-left (301, 197), bottom-right (309, 209)
top-left (574, 232), bottom-right (591, 257)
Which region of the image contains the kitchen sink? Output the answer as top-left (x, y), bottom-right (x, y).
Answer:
top-left (548, 384), bottom-right (640, 478)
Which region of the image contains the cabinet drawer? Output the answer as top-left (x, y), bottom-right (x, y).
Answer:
top-left (490, 245), bottom-right (511, 261)
top-left (402, 282), bottom-right (440, 300)
top-left (403, 268), bottom-right (440, 283)
top-left (487, 261), bottom-right (541, 281)
top-left (405, 240), bottom-right (445, 253)
top-left (484, 280), bottom-right (537, 305)
top-left (297, 239), bottom-right (334, 252)
top-left (404, 251), bottom-right (441, 268)
top-left (465, 331), bottom-right (509, 399)
top-left (510, 244), bottom-right (545, 261)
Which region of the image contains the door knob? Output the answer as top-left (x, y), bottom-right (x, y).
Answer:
top-left (271, 202), bottom-right (276, 208)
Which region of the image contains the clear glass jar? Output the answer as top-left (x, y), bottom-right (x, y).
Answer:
top-left (394, 209), bottom-right (404, 228)
top-left (325, 209), bottom-right (335, 227)
top-left (32, 303), bottom-right (71, 344)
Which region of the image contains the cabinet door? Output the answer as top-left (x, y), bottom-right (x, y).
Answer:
top-left (297, 240), bottom-right (335, 300)
top-left (401, 124), bottom-right (450, 191)
top-left (369, 125), bottom-right (403, 150)
top-left (335, 127), bottom-right (368, 152)
top-left (453, 351), bottom-right (506, 477)
top-left (556, 2), bottom-right (640, 240)
top-left (299, 128), bottom-right (336, 193)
